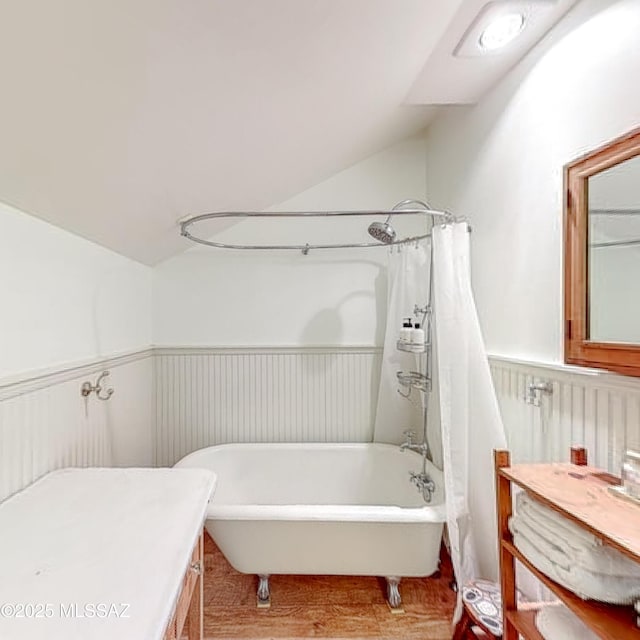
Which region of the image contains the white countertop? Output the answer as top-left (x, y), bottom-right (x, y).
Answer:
top-left (0, 467), bottom-right (216, 640)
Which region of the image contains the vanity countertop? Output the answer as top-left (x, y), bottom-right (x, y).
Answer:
top-left (0, 467), bottom-right (216, 640)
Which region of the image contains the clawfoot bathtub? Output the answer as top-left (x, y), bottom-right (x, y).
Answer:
top-left (176, 442), bottom-right (446, 608)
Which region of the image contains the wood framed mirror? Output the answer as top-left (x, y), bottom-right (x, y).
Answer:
top-left (565, 125), bottom-right (640, 376)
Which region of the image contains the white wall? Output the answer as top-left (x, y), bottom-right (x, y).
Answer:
top-left (0, 354), bottom-right (153, 502)
top-left (0, 201), bottom-right (153, 378)
top-left (424, 0), bottom-right (640, 363)
top-left (153, 137), bottom-right (428, 347)
top-left (0, 202), bottom-right (154, 498)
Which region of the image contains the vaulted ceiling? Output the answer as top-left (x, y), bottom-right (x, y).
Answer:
top-left (0, 0), bottom-right (578, 264)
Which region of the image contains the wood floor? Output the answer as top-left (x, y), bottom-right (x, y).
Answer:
top-left (200, 532), bottom-right (456, 640)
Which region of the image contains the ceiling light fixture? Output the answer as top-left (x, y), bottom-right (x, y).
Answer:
top-left (454, 0), bottom-right (556, 58)
top-left (479, 12), bottom-right (525, 50)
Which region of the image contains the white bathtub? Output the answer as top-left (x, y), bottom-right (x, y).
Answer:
top-left (175, 442), bottom-right (446, 607)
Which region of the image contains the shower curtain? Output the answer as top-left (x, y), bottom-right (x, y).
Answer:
top-left (432, 222), bottom-right (507, 610)
top-left (373, 224), bottom-right (506, 614)
top-left (372, 242), bottom-right (430, 445)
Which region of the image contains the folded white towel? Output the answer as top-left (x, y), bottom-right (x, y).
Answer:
top-left (515, 492), bottom-right (640, 579)
top-left (516, 492), bottom-right (598, 548)
top-left (511, 515), bottom-right (571, 571)
top-left (513, 531), bottom-right (640, 604)
top-left (535, 604), bottom-right (599, 640)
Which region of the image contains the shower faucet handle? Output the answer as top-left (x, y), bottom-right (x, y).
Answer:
top-left (403, 430), bottom-right (416, 441)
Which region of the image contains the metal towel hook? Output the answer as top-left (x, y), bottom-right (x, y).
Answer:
top-left (525, 380), bottom-right (553, 407)
top-left (80, 370), bottom-right (114, 401)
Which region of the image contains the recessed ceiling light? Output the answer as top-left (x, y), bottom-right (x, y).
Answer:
top-left (479, 12), bottom-right (526, 50)
top-left (453, 0), bottom-right (557, 58)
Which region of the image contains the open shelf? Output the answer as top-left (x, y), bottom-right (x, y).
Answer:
top-left (495, 448), bottom-right (640, 640)
top-left (500, 463), bottom-right (639, 562)
top-left (504, 541), bottom-right (640, 639)
top-left (505, 609), bottom-right (545, 640)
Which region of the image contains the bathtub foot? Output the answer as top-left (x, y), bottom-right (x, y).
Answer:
top-left (385, 576), bottom-right (403, 610)
top-left (257, 574), bottom-right (271, 608)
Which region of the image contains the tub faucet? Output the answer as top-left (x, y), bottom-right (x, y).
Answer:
top-left (410, 471), bottom-right (436, 503)
top-left (400, 430), bottom-right (428, 455)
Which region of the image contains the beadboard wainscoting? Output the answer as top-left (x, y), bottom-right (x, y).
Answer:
top-left (490, 356), bottom-right (640, 473)
top-left (153, 347), bottom-right (383, 467)
top-left (7, 347), bottom-right (640, 502)
top-left (0, 351), bottom-right (153, 503)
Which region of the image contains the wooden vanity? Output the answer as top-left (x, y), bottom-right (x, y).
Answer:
top-left (164, 533), bottom-right (204, 640)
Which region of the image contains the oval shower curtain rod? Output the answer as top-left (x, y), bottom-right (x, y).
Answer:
top-left (180, 199), bottom-right (458, 254)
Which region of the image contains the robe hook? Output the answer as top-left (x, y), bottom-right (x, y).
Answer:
top-left (80, 370), bottom-right (114, 401)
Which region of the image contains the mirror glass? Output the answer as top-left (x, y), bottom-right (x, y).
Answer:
top-left (588, 154), bottom-right (640, 343)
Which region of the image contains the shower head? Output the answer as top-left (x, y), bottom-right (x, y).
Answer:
top-left (367, 216), bottom-right (396, 244)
